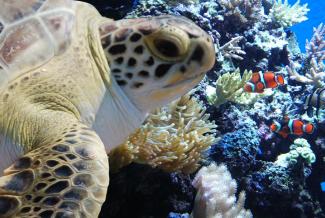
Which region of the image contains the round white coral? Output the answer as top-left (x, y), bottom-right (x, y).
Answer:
top-left (191, 163), bottom-right (253, 218)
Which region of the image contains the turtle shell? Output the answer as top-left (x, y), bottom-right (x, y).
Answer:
top-left (0, 0), bottom-right (75, 87)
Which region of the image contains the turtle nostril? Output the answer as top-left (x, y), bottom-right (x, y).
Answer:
top-left (190, 45), bottom-right (204, 64)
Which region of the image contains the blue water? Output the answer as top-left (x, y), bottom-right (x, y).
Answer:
top-left (288, 0), bottom-right (325, 52)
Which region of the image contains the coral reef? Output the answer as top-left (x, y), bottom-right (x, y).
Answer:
top-left (205, 93), bottom-right (323, 218)
top-left (128, 0), bottom-right (291, 75)
top-left (126, 0), bottom-right (172, 18)
top-left (244, 162), bottom-right (323, 218)
top-left (306, 23), bottom-right (325, 62)
top-left (208, 106), bottom-right (261, 177)
top-left (287, 58), bottom-right (325, 88)
top-left (109, 94), bottom-right (217, 174)
top-left (79, 0), bottom-right (134, 19)
top-left (247, 28), bottom-right (288, 53)
top-left (84, 0), bottom-right (325, 217)
top-left (165, 0), bottom-right (199, 6)
top-left (218, 0), bottom-right (263, 28)
top-left (168, 212), bottom-right (190, 218)
top-left (287, 23), bottom-right (325, 88)
top-left (216, 36), bottom-right (246, 61)
top-left (270, 0), bottom-right (309, 28)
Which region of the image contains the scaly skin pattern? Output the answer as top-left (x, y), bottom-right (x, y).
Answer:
top-left (0, 3), bottom-right (111, 217)
top-left (0, 1), bottom-right (215, 217)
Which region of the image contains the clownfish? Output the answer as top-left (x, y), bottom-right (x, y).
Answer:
top-left (244, 71), bottom-right (285, 93)
top-left (270, 118), bottom-right (315, 138)
top-left (304, 88), bottom-right (325, 118)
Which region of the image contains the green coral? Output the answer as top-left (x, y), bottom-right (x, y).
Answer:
top-left (275, 138), bottom-right (316, 167)
top-left (270, 0), bottom-right (309, 28)
top-left (207, 69), bottom-right (267, 107)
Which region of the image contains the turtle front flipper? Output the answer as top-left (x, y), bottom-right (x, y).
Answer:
top-left (0, 122), bottom-right (109, 218)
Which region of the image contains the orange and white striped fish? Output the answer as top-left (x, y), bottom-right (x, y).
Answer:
top-left (270, 119), bottom-right (315, 138)
top-left (244, 71), bottom-right (285, 93)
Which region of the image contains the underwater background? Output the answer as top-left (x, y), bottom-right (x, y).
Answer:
top-left (290, 0), bottom-right (325, 52)
top-left (80, 0), bottom-right (325, 217)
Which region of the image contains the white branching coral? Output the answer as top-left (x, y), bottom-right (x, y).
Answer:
top-left (287, 59), bottom-right (325, 88)
top-left (306, 23), bottom-right (325, 63)
top-left (191, 163), bottom-right (252, 218)
top-left (109, 94), bottom-right (218, 173)
top-left (216, 36), bottom-right (246, 61)
top-left (270, 0), bottom-right (309, 28)
top-left (287, 23), bottom-right (325, 88)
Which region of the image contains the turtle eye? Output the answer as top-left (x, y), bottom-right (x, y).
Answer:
top-left (145, 30), bottom-right (189, 62)
top-left (153, 39), bottom-right (180, 58)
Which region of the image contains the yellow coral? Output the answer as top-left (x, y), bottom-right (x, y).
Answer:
top-left (207, 68), bottom-right (267, 107)
top-left (109, 139), bottom-right (140, 172)
top-left (270, 0), bottom-right (309, 28)
top-left (109, 94), bottom-right (218, 174)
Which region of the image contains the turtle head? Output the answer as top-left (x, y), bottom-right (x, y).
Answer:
top-left (100, 15), bottom-right (215, 111)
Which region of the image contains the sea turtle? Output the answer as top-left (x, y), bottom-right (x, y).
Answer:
top-left (0, 0), bottom-right (215, 217)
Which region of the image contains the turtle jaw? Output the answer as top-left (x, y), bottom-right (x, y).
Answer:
top-left (162, 72), bottom-right (205, 89)
top-left (148, 73), bottom-right (205, 108)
